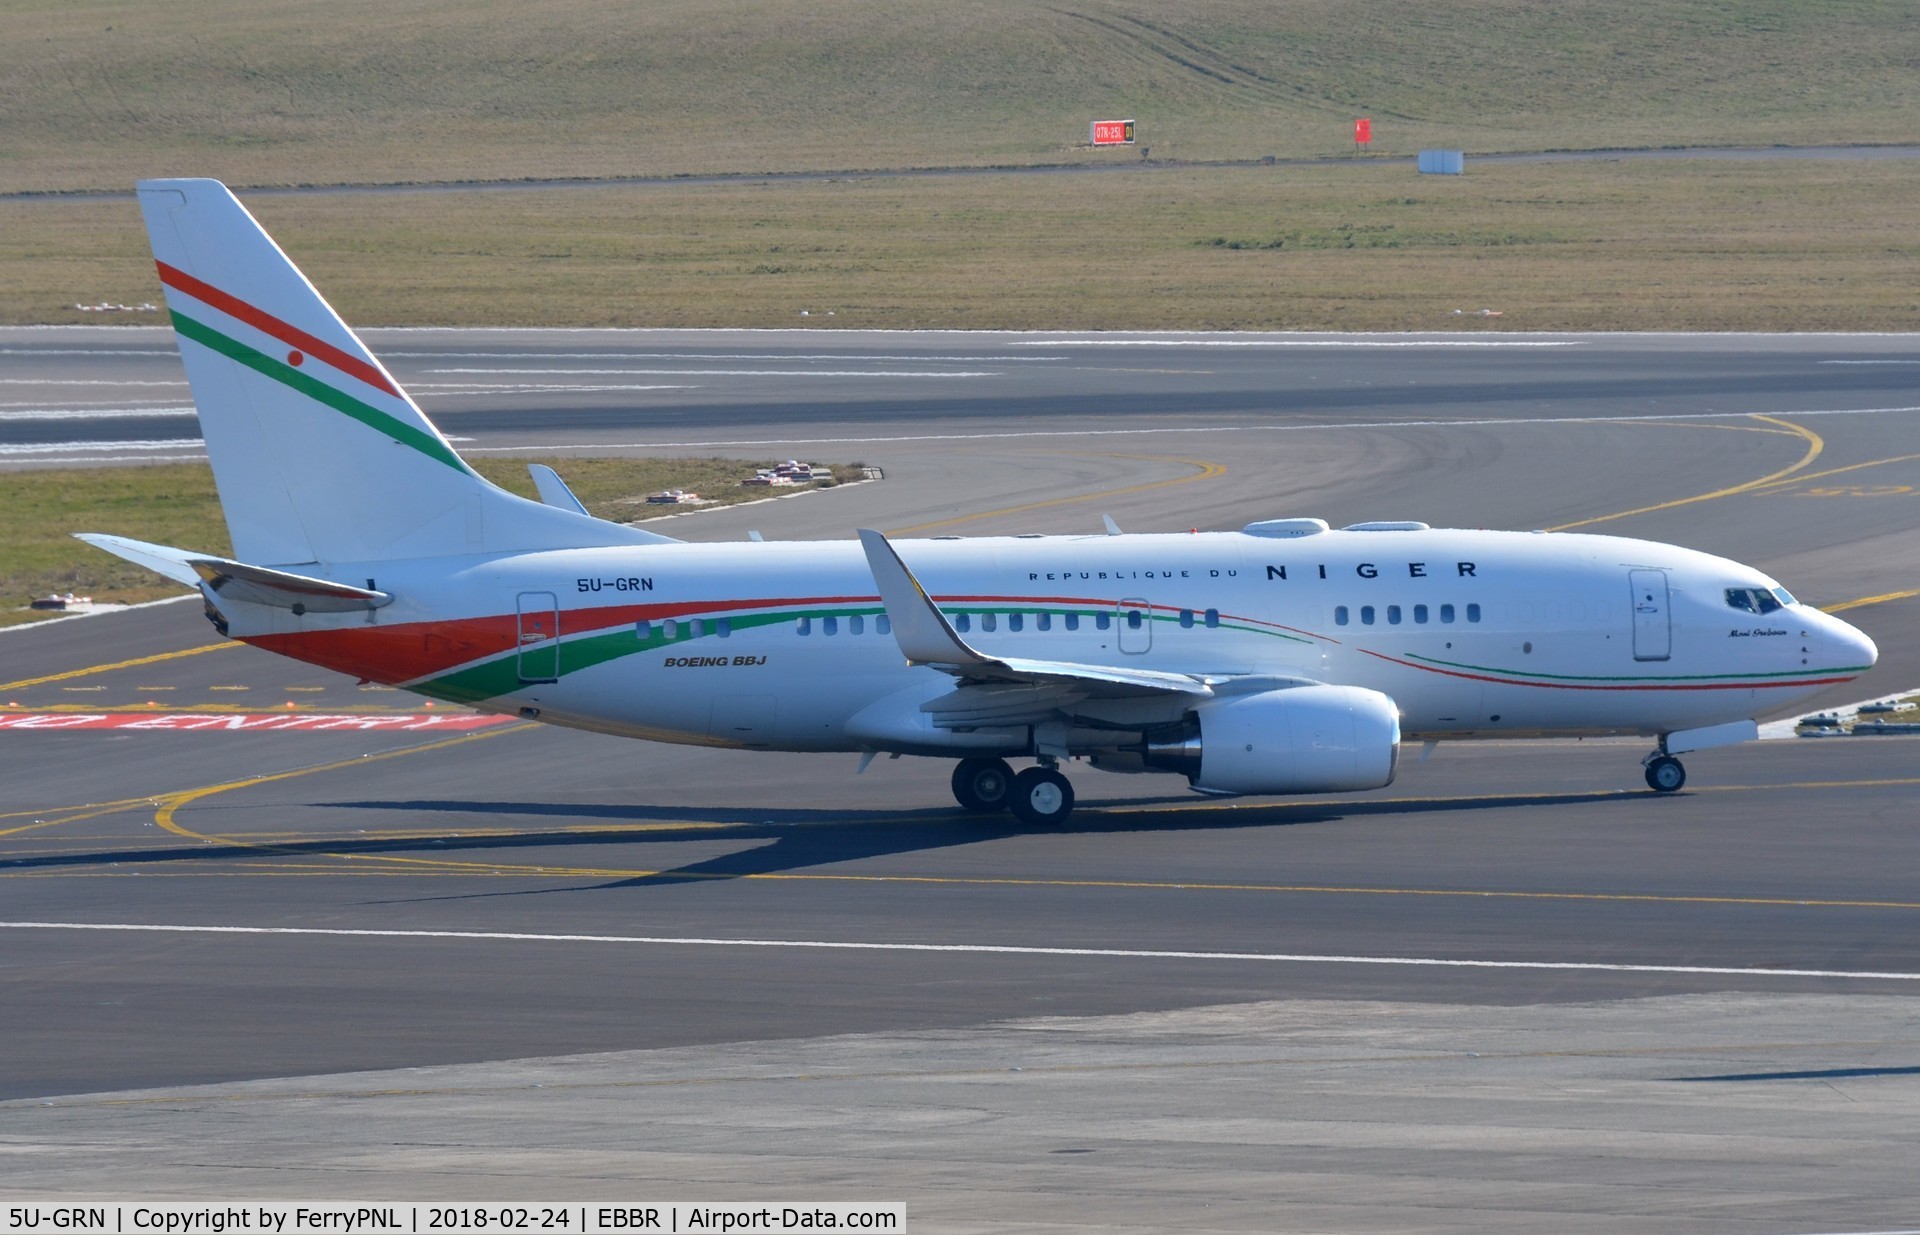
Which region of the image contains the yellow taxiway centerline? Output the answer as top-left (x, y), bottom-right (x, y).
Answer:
top-left (1547, 414), bottom-right (1822, 531)
top-left (0, 641), bottom-right (237, 692)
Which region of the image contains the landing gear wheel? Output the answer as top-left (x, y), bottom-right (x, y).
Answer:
top-left (951, 757), bottom-right (1016, 813)
top-left (1644, 755), bottom-right (1686, 793)
top-left (1008, 766), bottom-right (1076, 828)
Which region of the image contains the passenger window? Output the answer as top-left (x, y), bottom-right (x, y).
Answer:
top-left (717, 617), bottom-right (731, 638)
top-left (796, 616), bottom-right (811, 635)
top-left (1440, 604), bottom-right (1455, 624)
top-left (822, 616), bottom-right (837, 636)
top-left (1008, 613), bottom-right (1023, 632)
top-left (1334, 605), bottom-right (1349, 626)
top-left (690, 618), bottom-right (705, 639)
top-left (954, 613), bottom-right (971, 632)
top-left (1387, 605), bottom-right (1402, 625)
top-left (981, 613), bottom-right (997, 632)
top-left (1414, 604), bottom-right (1428, 624)
top-left (849, 614), bottom-right (864, 635)
top-left (877, 615), bottom-right (891, 635)
top-left (1179, 609), bottom-right (1194, 628)
top-left (1361, 606), bottom-right (1375, 625)
top-left (1037, 612), bottom-right (1052, 631)
top-left (1096, 613), bottom-right (1111, 631)
top-left (1066, 613), bottom-right (1082, 631)
top-left (1125, 609), bottom-right (1142, 629)
top-left (636, 619), bottom-right (653, 640)
top-left (663, 619), bottom-right (679, 641)
top-left (1204, 608), bottom-right (1219, 628)
top-left (1466, 603), bottom-right (1482, 623)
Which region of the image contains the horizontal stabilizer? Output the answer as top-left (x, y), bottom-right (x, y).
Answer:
top-left (72, 533), bottom-right (203, 587)
top-left (75, 533), bottom-right (391, 612)
top-left (528, 464), bottom-right (589, 515)
top-left (524, 465), bottom-right (681, 544)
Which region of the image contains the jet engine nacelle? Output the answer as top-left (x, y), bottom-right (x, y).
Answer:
top-left (1142, 685), bottom-right (1401, 795)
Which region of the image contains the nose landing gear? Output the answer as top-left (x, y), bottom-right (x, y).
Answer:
top-left (1643, 751), bottom-right (1686, 793)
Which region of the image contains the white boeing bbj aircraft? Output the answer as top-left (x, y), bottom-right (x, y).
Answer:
top-left (83, 179), bottom-right (1878, 826)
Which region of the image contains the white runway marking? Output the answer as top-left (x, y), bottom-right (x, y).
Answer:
top-left (3, 921), bottom-right (1917, 981)
top-left (464, 403), bottom-right (1920, 454)
top-left (0, 348), bottom-right (175, 357)
top-left (0, 406), bottom-right (197, 421)
top-left (0, 398), bottom-right (193, 408)
top-left (1009, 338), bottom-right (1585, 348)
top-left (412, 384), bottom-right (697, 395)
top-left (387, 351), bottom-right (1065, 363)
top-left (0, 378), bottom-right (187, 387)
top-left (0, 439), bottom-right (202, 457)
top-left (426, 367), bottom-right (1000, 378)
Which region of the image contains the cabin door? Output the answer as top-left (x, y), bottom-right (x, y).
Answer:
top-left (1629, 570), bottom-right (1671, 662)
top-left (516, 591), bottom-right (561, 683)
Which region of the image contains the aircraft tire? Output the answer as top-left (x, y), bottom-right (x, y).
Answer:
top-left (1008, 766), bottom-right (1076, 828)
top-left (1645, 756), bottom-right (1686, 793)
top-left (952, 757), bottom-right (1016, 813)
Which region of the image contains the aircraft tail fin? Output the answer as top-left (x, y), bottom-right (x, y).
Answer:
top-left (136, 178), bottom-right (676, 566)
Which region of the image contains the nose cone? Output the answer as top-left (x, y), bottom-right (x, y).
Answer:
top-left (1822, 610), bottom-right (1878, 672)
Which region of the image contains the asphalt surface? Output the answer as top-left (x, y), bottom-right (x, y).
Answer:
top-left (3, 329), bottom-right (1919, 1228)
top-left (9, 144), bottom-right (1920, 203)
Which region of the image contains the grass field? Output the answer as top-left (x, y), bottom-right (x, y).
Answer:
top-left (7, 159), bottom-right (1920, 330)
top-left (5, 0), bottom-right (1919, 194)
top-left (6, 2), bottom-right (1920, 331)
top-left (1, 458), bottom-right (859, 626)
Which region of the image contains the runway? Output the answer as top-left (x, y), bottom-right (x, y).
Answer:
top-left (4, 328), bottom-right (1920, 1229)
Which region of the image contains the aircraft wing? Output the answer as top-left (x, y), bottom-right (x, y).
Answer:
top-left (857, 528), bottom-right (1212, 700)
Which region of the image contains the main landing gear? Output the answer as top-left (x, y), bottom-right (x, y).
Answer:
top-left (951, 757), bottom-right (1076, 827)
top-left (1643, 750), bottom-right (1687, 793)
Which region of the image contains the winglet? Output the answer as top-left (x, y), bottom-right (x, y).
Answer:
top-left (856, 529), bottom-right (990, 667)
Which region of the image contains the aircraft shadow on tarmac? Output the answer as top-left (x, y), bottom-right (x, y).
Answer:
top-left (7, 789), bottom-right (1666, 888)
top-left (311, 787), bottom-right (1668, 896)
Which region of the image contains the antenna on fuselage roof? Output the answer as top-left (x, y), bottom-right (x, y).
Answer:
top-left (1102, 515), bottom-right (1122, 536)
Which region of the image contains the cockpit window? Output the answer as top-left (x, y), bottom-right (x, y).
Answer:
top-left (1726, 587), bottom-right (1783, 615)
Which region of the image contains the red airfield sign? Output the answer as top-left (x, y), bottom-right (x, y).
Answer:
top-left (1354, 118), bottom-right (1372, 144)
top-left (1091, 119), bottom-right (1136, 146)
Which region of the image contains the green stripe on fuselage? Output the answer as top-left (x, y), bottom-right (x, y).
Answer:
top-left (411, 603), bottom-right (1309, 705)
top-left (413, 608), bottom-right (826, 704)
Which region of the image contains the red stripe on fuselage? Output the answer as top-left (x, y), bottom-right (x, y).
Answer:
top-left (1358, 647), bottom-right (1858, 692)
top-left (241, 595), bottom-right (885, 685)
top-left (155, 260), bottom-right (401, 397)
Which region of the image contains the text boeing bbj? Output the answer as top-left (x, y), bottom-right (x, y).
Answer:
top-left (83, 179), bottom-right (1878, 826)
